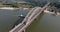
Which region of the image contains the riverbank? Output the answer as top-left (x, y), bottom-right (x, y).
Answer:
top-left (0, 7), bottom-right (32, 11)
top-left (44, 10), bottom-right (60, 16)
top-left (0, 7), bottom-right (18, 10)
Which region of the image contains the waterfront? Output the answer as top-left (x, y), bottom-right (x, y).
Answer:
top-left (26, 12), bottom-right (60, 32)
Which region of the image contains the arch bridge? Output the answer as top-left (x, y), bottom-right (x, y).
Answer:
top-left (9, 2), bottom-right (50, 32)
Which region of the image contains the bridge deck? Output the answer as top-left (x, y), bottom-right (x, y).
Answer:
top-left (9, 2), bottom-right (50, 32)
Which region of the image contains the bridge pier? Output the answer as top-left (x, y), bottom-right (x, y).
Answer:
top-left (22, 29), bottom-right (26, 32)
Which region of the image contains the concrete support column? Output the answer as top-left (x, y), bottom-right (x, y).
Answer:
top-left (22, 29), bottom-right (25, 32)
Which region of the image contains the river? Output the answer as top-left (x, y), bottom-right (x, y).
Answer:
top-left (0, 9), bottom-right (29, 32)
top-left (26, 12), bottom-right (60, 32)
top-left (0, 9), bottom-right (60, 32)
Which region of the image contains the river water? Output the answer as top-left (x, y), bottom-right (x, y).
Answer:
top-left (26, 12), bottom-right (60, 32)
top-left (0, 9), bottom-right (29, 32)
top-left (0, 9), bottom-right (60, 32)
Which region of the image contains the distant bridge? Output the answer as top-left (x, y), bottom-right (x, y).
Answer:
top-left (9, 2), bottom-right (50, 32)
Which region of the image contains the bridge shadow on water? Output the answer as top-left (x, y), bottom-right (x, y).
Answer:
top-left (11, 16), bottom-right (25, 29)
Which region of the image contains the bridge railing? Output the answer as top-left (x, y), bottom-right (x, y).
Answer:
top-left (9, 2), bottom-right (50, 32)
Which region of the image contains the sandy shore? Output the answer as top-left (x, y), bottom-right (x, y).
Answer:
top-left (0, 7), bottom-right (19, 10)
top-left (44, 10), bottom-right (60, 15)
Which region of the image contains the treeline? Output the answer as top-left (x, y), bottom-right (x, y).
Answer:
top-left (24, 0), bottom-right (59, 7)
top-left (2, 0), bottom-right (46, 8)
top-left (49, 2), bottom-right (60, 8)
top-left (24, 0), bottom-right (48, 7)
top-left (2, 2), bottom-right (19, 8)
